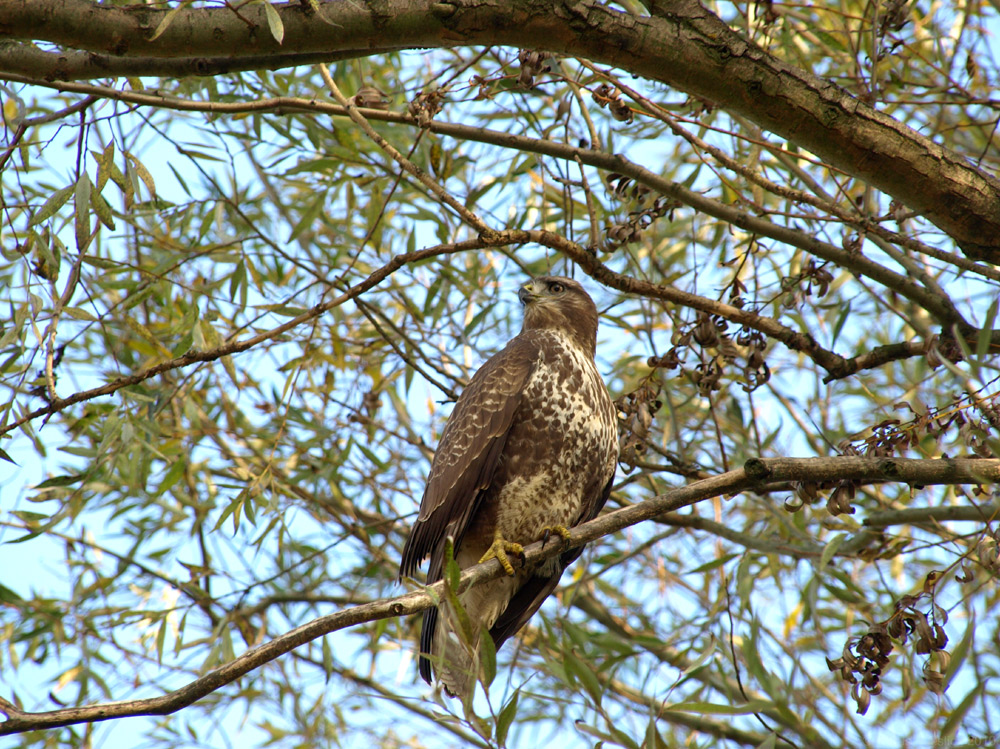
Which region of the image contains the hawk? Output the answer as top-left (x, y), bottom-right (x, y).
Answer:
top-left (399, 276), bottom-right (618, 699)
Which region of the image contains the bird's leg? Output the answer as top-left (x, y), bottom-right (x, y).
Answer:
top-left (540, 525), bottom-right (572, 547)
top-left (478, 531), bottom-right (524, 576)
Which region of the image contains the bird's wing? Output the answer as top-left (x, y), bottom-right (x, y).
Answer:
top-left (398, 335), bottom-right (539, 581)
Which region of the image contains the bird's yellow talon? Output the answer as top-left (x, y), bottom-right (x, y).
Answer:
top-left (541, 525), bottom-right (572, 546)
top-left (478, 534), bottom-right (524, 575)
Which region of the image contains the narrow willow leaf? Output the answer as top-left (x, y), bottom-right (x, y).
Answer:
top-left (686, 552), bottom-right (739, 574)
top-left (495, 689), bottom-right (519, 746)
top-left (62, 307), bottom-right (97, 322)
top-left (563, 649), bottom-right (602, 706)
top-left (939, 682), bottom-right (983, 744)
top-left (819, 532), bottom-right (846, 570)
top-left (155, 616), bottom-right (168, 664)
top-left (73, 172), bottom-right (92, 251)
top-left (126, 152), bottom-right (157, 198)
top-left (29, 184), bottom-right (74, 226)
top-left (90, 189), bottom-right (116, 230)
top-left (35, 473), bottom-right (86, 489)
top-left (663, 699), bottom-right (774, 715)
top-left (944, 613), bottom-right (974, 690)
top-left (976, 298), bottom-right (998, 360)
top-left (93, 141), bottom-right (115, 192)
top-left (262, 1), bottom-right (285, 44)
top-left (149, 1), bottom-right (186, 41)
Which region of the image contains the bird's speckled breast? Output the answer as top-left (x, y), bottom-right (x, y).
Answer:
top-left (468, 330), bottom-right (617, 559)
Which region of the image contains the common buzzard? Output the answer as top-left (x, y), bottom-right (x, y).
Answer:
top-left (399, 276), bottom-right (618, 699)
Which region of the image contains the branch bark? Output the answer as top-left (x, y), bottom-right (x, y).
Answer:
top-left (2, 0), bottom-right (998, 259)
top-left (1, 456), bottom-right (996, 735)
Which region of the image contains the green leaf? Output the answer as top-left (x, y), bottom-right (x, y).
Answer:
top-left (126, 152), bottom-right (157, 198)
top-left (0, 582), bottom-right (24, 602)
top-left (976, 298), bottom-right (998, 360)
top-left (441, 537), bottom-right (473, 643)
top-left (229, 259), bottom-right (247, 304)
top-left (686, 552), bottom-right (739, 574)
top-left (463, 304), bottom-right (492, 337)
top-left (93, 141), bottom-right (115, 192)
top-left (742, 617), bottom-right (774, 694)
top-left (939, 682), bottom-right (983, 744)
top-left (287, 194), bottom-right (324, 242)
top-left (672, 637), bottom-right (718, 685)
top-left (944, 613), bottom-right (974, 691)
top-left (13, 509), bottom-right (48, 523)
top-left (155, 615), bottom-right (168, 664)
top-left (62, 306), bottom-right (97, 322)
top-left (90, 188), bottom-right (116, 230)
top-left (35, 473), bottom-right (86, 489)
top-left (831, 300), bottom-right (851, 347)
top-left (158, 458), bottom-right (187, 495)
top-left (74, 172), bottom-right (92, 250)
top-left (496, 689), bottom-right (520, 746)
top-left (819, 532), bottom-right (846, 570)
top-left (321, 635), bottom-right (334, 682)
top-left (29, 184), bottom-right (74, 226)
top-left (478, 626), bottom-right (496, 689)
top-left (573, 720), bottom-right (640, 749)
top-left (262, 2), bottom-right (285, 44)
top-left (214, 490), bottom-right (247, 533)
top-left (563, 649), bottom-right (602, 706)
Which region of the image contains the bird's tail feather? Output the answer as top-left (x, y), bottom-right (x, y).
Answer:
top-left (432, 575), bottom-right (518, 701)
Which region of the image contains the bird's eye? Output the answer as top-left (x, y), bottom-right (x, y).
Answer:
top-left (549, 282), bottom-right (565, 293)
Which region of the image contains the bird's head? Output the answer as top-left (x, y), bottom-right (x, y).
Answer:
top-left (519, 276), bottom-right (600, 356)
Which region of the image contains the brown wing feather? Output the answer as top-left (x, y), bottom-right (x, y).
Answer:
top-left (488, 473), bottom-right (614, 649)
top-left (400, 337), bottom-right (539, 685)
top-left (399, 336), bottom-right (540, 580)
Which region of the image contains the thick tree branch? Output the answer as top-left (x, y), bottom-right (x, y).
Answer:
top-left (3, 0), bottom-right (998, 259)
top-left (0, 41), bottom-right (383, 80)
top-left (1, 456), bottom-right (995, 735)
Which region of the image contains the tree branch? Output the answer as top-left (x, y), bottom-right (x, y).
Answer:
top-left (1, 456), bottom-right (995, 735)
top-left (0, 239), bottom-right (479, 439)
top-left (3, 0), bottom-right (998, 258)
top-left (0, 74), bottom-right (988, 333)
top-left (1, 82), bottom-right (982, 428)
top-left (495, 229), bottom-right (982, 381)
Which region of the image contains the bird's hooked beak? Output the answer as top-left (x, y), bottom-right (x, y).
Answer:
top-left (518, 281), bottom-right (538, 306)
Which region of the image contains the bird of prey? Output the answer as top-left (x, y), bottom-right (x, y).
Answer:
top-left (399, 276), bottom-right (618, 699)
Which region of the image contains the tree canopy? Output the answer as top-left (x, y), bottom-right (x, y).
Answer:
top-left (1, 0), bottom-right (999, 747)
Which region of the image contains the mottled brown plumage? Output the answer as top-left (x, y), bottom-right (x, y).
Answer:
top-left (399, 276), bottom-right (618, 699)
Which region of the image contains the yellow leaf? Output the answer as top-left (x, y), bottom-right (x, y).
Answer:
top-left (3, 98), bottom-right (19, 125)
top-left (784, 601), bottom-right (803, 640)
top-left (55, 666), bottom-right (82, 692)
